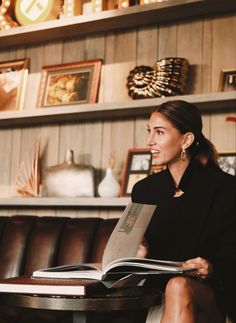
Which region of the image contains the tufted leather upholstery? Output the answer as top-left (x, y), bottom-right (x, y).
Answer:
top-left (0, 215), bottom-right (118, 323)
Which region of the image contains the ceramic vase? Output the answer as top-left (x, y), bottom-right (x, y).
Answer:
top-left (98, 168), bottom-right (120, 197)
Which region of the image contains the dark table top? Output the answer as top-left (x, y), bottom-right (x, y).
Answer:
top-left (0, 286), bottom-right (161, 312)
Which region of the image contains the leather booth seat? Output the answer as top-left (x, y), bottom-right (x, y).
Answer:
top-left (0, 215), bottom-right (118, 323)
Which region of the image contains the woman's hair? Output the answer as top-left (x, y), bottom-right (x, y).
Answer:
top-left (152, 100), bottom-right (220, 169)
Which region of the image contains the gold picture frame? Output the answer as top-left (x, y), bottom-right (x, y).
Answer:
top-left (36, 59), bottom-right (102, 108)
top-left (218, 69), bottom-right (236, 92)
top-left (0, 58), bottom-right (29, 111)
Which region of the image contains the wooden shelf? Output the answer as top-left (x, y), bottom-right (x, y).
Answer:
top-left (1, 0), bottom-right (236, 49)
top-left (0, 197), bottom-right (130, 208)
top-left (0, 91), bottom-right (235, 127)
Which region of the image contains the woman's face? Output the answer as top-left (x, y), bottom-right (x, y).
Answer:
top-left (147, 112), bottom-right (186, 167)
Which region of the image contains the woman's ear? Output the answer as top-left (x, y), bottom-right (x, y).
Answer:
top-left (182, 132), bottom-right (195, 149)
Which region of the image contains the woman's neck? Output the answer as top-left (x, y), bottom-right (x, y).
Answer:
top-left (168, 159), bottom-right (191, 188)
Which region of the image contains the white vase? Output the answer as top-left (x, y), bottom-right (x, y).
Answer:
top-left (98, 168), bottom-right (120, 197)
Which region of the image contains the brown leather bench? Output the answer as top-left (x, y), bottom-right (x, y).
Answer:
top-left (0, 215), bottom-right (118, 323)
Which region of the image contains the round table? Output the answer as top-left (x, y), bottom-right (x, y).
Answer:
top-left (1, 287), bottom-right (161, 323)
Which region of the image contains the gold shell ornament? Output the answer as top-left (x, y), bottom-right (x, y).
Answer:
top-left (127, 57), bottom-right (189, 99)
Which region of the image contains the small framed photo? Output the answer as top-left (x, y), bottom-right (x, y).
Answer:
top-left (120, 148), bottom-right (152, 196)
top-left (36, 59), bottom-right (102, 108)
top-left (218, 69), bottom-right (236, 92)
top-left (218, 152), bottom-right (236, 176)
top-left (0, 58), bottom-right (29, 111)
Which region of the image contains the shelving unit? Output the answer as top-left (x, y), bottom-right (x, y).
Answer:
top-left (0, 197), bottom-right (130, 208)
top-left (1, 0), bottom-right (236, 49)
top-left (0, 0), bottom-right (235, 213)
top-left (0, 91), bottom-right (235, 127)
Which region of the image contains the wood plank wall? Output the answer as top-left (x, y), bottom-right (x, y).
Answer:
top-left (0, 12), bottom-right (235, 218)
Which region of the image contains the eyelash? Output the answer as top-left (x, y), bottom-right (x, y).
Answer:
top-left (147, 129), bottom-right (164, 135)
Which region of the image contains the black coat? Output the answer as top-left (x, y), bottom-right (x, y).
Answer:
top-left (131, 160), bottom-right (236, 321)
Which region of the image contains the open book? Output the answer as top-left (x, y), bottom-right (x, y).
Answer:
top-left (32, 202), bottom-right (194, 284)
top-left (32, 257), bottom-right (193, 282)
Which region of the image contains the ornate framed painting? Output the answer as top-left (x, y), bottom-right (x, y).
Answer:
top-left (36, 59), bottom-right (102, 108)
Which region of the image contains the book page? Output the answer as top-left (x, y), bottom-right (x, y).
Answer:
top-left (102, 202), bottom-right (156, 269)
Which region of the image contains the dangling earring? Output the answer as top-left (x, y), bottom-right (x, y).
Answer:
top-left (181, 148), bottom-right (186, 161)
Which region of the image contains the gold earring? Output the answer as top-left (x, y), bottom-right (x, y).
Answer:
top-left (181, 148), bottom-right (186, 161)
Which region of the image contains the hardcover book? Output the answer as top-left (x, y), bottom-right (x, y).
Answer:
top-left (32, 202), bottom-right (194, 285)
top-left (0, 276), bottom-right (100, 296)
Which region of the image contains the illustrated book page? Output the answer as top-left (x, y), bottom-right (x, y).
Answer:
top-left (32, 202), bottom-right (157, 280)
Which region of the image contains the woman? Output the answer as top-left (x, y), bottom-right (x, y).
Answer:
top-left (132, 100), bottom-right (236, 323)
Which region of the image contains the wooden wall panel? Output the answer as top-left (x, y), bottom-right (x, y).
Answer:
top-left (211, 14), bottom-right (236, 92)
top-left (177, 20), bottom-right (203, 94)
top-left (43, 42), bottom-right (63, 66)
top-left (103, 30), bottom-right (137, 102)
top-left (84, 35), bottom-right (106, 60)
top-left (10, 128), bottom-right (22, 195)
top-left (134, 26), bottom-right (158, 150)
top-left (158, 24), bottom-right (177, 59)
top-left (210, 14), bottom-right (236, 151)
top-left (101, 118), bottom-right (135, 181)
top-left (210, 112), bottom-right (236, 153)
top-left (201, 19), bottom-right (212, 93)
top-left (134, 117), bottom-right (149, 149)
top-left (26, 45), bottom-right (44, 73)
top-left (63, 38), bottom-right (86, 63)
top-left (137, 26), bottom-right (158, 65)
top-left (39, 124), bottom-right (60, 166)
top-left (0, 48), bottom-right (16, 62)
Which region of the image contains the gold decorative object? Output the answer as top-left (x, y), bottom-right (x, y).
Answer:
top-left (0, 0), bottom-right (18, 30)
top-left (15, 0), bottom-right (61, 26)
top-left (127, 57), bottom-right (189, 99)
top-left (173, 188), bottom-right (184, 198)
top-left (16, 139), bottom-right (41, 197)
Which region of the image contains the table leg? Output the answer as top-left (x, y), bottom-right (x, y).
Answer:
top-left (73, 311), bottom-right (87, 323)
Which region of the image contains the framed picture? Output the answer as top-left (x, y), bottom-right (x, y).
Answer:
top-left (0, 58), bottom-right (29, 111)
top-left (120, 148), bottom-right (152, 196)
top-left (218, 69), bottom-right (236, 92)
top-left (218, 152), bottom-right (236, 176)
top-left (36, 59), bottom-right (102, 108)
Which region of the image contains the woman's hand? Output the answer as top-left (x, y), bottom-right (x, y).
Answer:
top-left (136, 238), bottom-right (149, 258)
top-left (182, 257), bottom-right (213, 279)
